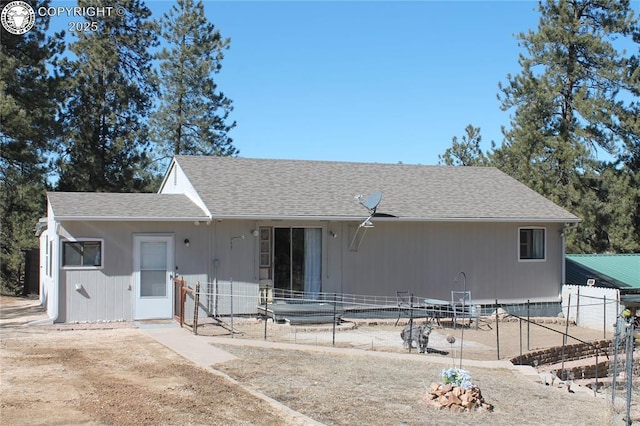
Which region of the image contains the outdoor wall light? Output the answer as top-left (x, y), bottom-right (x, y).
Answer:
top-left (329, 230), bottom-right (338, 238)
top-left (184, 238), bottom-right (190, 247)
top-left (251, 229), bottom-right (259, 237)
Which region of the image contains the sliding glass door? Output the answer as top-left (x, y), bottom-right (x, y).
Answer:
top-left (273, 227), bottom-right (321, 295)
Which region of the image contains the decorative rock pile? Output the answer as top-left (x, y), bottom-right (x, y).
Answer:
top-left (423, 383), bottom-right (494, 412)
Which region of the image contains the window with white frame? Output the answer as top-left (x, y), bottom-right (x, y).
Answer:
top-left (62, 240), bottom-right (103, 268)
top-left (519, 228), bottom-right (545, 260)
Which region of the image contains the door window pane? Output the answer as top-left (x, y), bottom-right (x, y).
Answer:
top-left (273, 228), bottom-right (291, 291)
top-left (291, 228), bottom-right (305, 293)
top-left (139, 241), bottom-right (167, 297)
top-left (141, 242), bottom-right (167, 269)
top-left (273, 228), bottom-right (322, 294)
top-left (140, 270), bottom-right (167, 297)
top-left (304, 228), bottom-right (322, 295)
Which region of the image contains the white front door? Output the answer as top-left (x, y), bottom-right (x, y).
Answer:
top-left (134, 235), bottom-right (174, 320)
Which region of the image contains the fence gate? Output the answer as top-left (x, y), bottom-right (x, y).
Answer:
top-left (173, 278), bottom-right (189, 326)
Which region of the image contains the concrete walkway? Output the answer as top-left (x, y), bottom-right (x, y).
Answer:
top-left (142, 326), bottom-right (239, 367)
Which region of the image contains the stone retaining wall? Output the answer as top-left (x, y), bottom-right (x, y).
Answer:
top-left (511, 340), bottom-right (640, 380)
top-left (510, 339), bottom-right (613, 367)
top-left (510, 340), bottom-right (614, 379)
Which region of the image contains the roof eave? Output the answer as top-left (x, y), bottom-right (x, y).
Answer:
top-left (208, 214), bottom-right (581, 223)
top-left (157, 157), bottom-right (178, 193)
top-left (391, 216), bottom-right (580, 223)
top-left (54, 216), bottom-right (211, 222)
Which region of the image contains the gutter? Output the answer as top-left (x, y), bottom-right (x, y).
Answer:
top-left (561, 222), bottom-right (580, 291)
top-left (208, 214), bottom-right (581, 223)
top-left (53, 216), bottom-right (211, 222)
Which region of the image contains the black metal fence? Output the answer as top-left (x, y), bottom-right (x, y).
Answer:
top-left (173, 281), bottom-right (638, 418)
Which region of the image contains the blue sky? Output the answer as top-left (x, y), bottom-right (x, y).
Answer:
top-left (44, 1), bottom-right (636, 165)
top-left (157, 1), bottom-right (542, 164)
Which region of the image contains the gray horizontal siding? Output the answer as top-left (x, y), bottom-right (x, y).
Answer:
top-left (337, 221), bottom-right (564, 304)
top-left (58, 221), bottom-right (210, 323)
top-left (56, 218), bottom-right (565, 322)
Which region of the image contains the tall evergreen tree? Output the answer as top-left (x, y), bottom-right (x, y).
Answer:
top-left (494, 0), bottom-right (639, 253)
top-left (0, 0), bottom-right (64, 292)
top-left (56, 0), bottom-right (158, 193)
top-left (150, 0), bottom-right (237, 165)
top-left (439, 125), bottom-right (488, 166)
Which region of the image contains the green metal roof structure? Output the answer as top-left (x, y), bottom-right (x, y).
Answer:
top-left (566, 254), bottom-right (640, 290)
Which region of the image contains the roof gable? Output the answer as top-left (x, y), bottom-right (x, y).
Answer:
top-left (173, 155), bottom-right (580, 222)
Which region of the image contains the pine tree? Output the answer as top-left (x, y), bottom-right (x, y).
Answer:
top-left (494, 0), bottom-right (639, 253)
top-left (438, 125), bottom-right (488, 166)
top-left (56, 0), bottom-right (158, 193)
top-left (150, 0), bottom-right (237, 166)
top-left (0, 0), bottom-right (64, 293)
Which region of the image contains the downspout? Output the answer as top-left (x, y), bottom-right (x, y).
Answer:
top-left (560, 222), bottom-right (579, 298)
top-left (561, 226), bottom-right (566, 291)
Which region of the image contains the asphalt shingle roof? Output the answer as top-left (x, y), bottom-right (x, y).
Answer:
top-left (48, 192), bottom-right (209, 221)
top-left (173, 156), bottom-right (580, 222)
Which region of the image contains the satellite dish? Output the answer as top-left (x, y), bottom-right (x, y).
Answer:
top-left (362, 191), bottom-right (382, 213)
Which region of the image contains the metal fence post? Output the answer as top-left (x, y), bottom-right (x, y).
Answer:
top-left (495, 299), bottom-right (500, 360)
top-left (561, 293), bottom-right (571, 380)
top-left (527, 299), bottom-right (530, 351)
top-left (613, 317), bottom-right (620, 405)
top-left (332, 293), bottom-right (337, 346)
top-left (594, 345), bottom-right (599, 398)
top-left (603, 295), bottom-right (607, 340)
top-left (519, 317), bottom-right (523, 364)
top-left (625, 320), bottom-right (635, 424)
top-left (576, 286), bottom-right (580, 326)
top-left (230, 278), bottom-right (234, 338)
top-left (408, 294), bottom-right (414, 354)
top-left (263, 286), bottom-right (268, 340)
top-left (193, 282), bottom-right (200, 335)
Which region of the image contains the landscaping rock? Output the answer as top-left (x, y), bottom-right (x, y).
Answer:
top-left (424, 383), bottom-right (494, 412)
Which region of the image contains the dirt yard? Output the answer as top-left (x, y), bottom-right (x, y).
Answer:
top-left (1, 296), bottom-right (635, 425)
